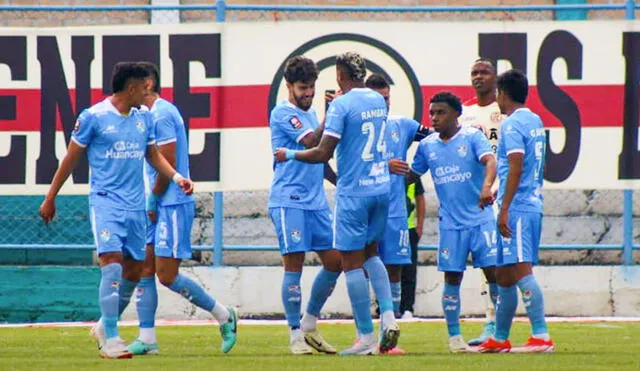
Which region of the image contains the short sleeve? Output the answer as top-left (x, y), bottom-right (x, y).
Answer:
top-left (502, 119), bottom-right (525, 156)
top-left (324, 98), bottom-right (347, 139)
top-left (472, 129), bottom-right (494, 161)
top-left (271, 112), bottom-right (313, 143)
top-left (402, 117), bottom-right (420, 149)
top-left (411, 141), bottom-right (430, 175)
top-left (71, 110), bottom-right (95, 147)
top-left (145, 113), bottom-right (156, 146)
top-left (154, 112), bottom-right (178, 146)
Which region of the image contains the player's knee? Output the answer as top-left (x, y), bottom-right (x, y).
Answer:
top-left (444, 272), bottom-right (463, 285)
top-left (157, 270), bottom-right (177, 287)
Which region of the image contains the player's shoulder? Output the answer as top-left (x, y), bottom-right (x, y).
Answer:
top-left (421, 131), bottom-right (439, 145)
top-left (462, 96), bottom-right (478, 107)
top-left (460, 125), bottom-right (483, 137)
top-left (152, 98), bottom-right (181, 119)
top-left (270, 100), bottom-right (297, 121)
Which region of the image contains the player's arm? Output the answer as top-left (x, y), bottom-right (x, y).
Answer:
top-left (39, 141), bottom-right (86, 225)
top-left (275, 134), bottom-right (338, 164)
top-left (146, 144), bottom-right (193, 195)
top-left (299, 120), bottom-right (325, 148)
top-left (498, 153), bottom-right (523, 238)
top-left (415, 179), bottom-right (425, 239)
top-left (324, 163), bottom-right (337, 186)
top-left (479, 153), bottom-right (497, 209)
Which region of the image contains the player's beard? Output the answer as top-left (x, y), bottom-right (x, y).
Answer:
top-left (294, 93), bottom-right (314, 111)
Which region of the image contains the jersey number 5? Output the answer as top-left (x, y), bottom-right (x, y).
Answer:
top-left (361, 121), bottom-right (387, 162)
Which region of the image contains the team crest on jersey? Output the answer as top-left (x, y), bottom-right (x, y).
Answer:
top-left (289, 116), bottom-right (303, 130)
top-left (522, 290), bottom-right (532, 300)
top-left (441, 248), bottom-right (449, 259)
top-left (456, 145), bottom-right (468, 158)
top-left (429, 152), bottom-right (437, 160)
top-left (136, 121), bottom-right (145, 133)
top-left (99, 229), bottom-right (111, 242)
top-left (391, 131), bottom-right (400, 143)
top-left (290, 230), bottom-right (301, 243)
top-left (73, 120), bottom-right (80, 133)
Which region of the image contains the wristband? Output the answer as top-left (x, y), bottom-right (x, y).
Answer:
top-left (285, 150), bottom-right (297, 160)
top-left (172, 172), bottom-right (185, 184)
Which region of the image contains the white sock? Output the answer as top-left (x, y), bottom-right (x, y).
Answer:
top-left (381, 310), bottom-right (396, 329)
top-left (360, 332), bottom-right (375, 344)
top-left (139, 328), bottom-right (157, 344)
top-left (290, 328), bottom-right (303, 343)
top-left (300, 313), bottom-right (317, 333)
top-left (211, 302), bottom-right (230, 324)
top-left (532, 333), bottom-right (550, 341)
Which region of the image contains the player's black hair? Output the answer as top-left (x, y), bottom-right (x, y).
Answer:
top-left (497, 69), bottom-right (529, 104)
top-left (365, 73), bottom-right (390, 90)
top-left (473, 58), bottom-right (496, 73)
top-left (284, 56), bottom-right (319, 84)
top-left (111, 62), bottom-right (150, 93)
top-left (430, 91), bottom-right (462, 115)
top-left (336, 52), bottom-right (366, 82)
top-left (138, 61), bottom-right (160, 93)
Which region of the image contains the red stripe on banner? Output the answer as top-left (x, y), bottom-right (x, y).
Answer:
top-left (421, 85), bottom-right (624, 128)
top-left (0, 84), bottom-right (624, 131)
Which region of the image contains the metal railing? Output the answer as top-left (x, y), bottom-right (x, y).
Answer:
top-left (0, 1), bottom-right (637, 265)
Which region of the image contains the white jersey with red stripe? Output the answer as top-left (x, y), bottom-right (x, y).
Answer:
top-left (459, 97), bottom-right (504, 153)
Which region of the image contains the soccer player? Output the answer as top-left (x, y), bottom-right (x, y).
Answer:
top-left (275, 52), bottom-right (400, 355)
top-left (39, 62), bottom-right (193, 359)
top-left (478, 69), bottom-right (554, 353)
top-left (125, 62), bottom-right (237, 355)
top-left (399, 178), bottom-right (425, 320)
top-left (364, 73), bottom-right (430, 355)
top-left (407, 92), bottom-right (497, 353)
top-left (459, 59), bottom-right (504, 345)
top-left (268, 56), bottom-right (342, 355)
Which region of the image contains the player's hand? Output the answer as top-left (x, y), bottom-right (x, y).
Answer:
top-left (274, 148), bottom-right (288, 162)
top-left (325, 90), bottom-right (342, 104)
top-left (178, 178), bottom-right (194, 195)
top-left (389, 158), bottom-right (409, 175)
top-left (148, 210), bottom-right (158, 224)
top-left (478, 185), bottom-right (495, 209)
top-left (498, 207), bottom-right (511, 238)
top-left (39, 197), bottom-right (56, 225)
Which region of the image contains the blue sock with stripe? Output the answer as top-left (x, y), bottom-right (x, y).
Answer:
top-left (517, 274), bottom-right (549, 337)
top-left (281, 271), bottom-right (302, 329)
top-left (442, 283), bottom-right (461, 337)
top-left (495, 285), bottom-right (518, 342)
top-left (345, 269), bottom-right (373, 336)
top-left (118, 279), bottom-right (137, 315)
top-left (168, 273), bottom-right (215, 311)
top-left (136, 277), bottom-right (158, 329)
top-left (99, 263), bottom-right (122, 340)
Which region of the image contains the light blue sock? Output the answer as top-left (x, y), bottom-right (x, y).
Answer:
top-left (136, 277), bottom-right (158, 329)
top-left (345, 269), bottom-right (373, 336)
top-left (281, 271), bottom-right (302, 329)
top-left (442, 283), bottom-right (461, 337)
top-left (99, 263), bottom-right (122, 340)
top-left (517, 274), bottom-right (548, 336)
top-left (118, 279), bottom-right (137, 316)
top-left (363, 256), bottom-right (393, 315)
top-left (306, 269), bottom-right (340, 317)
top-left (390, 281), bottom-right (401, 316)
top-left (495, 285), bottom-right (518, 341)
top-left (489, 282), bottom-right (499, 316)
top-left (168, 273), bottom-right (215, 311)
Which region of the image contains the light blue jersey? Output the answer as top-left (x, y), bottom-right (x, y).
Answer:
top-left (325, 88), bottom-right (390, 197)
top-left (412, 127), bottom-right (495, 229)
top-left (386, 115), bottom-right (420, 218)
top-left (72, 98), bottom-right (155, 211)
top-left (269, 100), bottom-right (328, 210)
top-left (497, 108), bottom-right (546, 213)
top-left (144, 98), bottom-right (194, 206)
